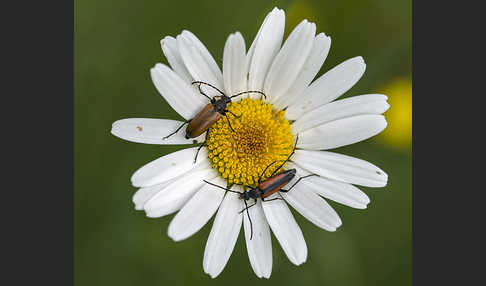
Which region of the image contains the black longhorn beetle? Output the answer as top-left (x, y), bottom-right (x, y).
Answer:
top-left (163, 81), bottom-right (266, 162)
top-left (203, 136), bottom-right (317, 239)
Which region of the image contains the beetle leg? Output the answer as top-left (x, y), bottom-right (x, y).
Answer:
top-left (224, 114), bottom-right (237, 132)
top-left (258, 161), bottom-right (279, 184)
top-left (163, 119), bottom-right (192, 140)
top-left (261, 196), bottom-right (285, 202)
top-left (224, 109), bottom-right (241, 118)
top-left (279, 174), bottom-right (318, 193)
top-left (193, 131), bottom-right (210, 163)
top-left (194, 143), bottom-right (206, 163)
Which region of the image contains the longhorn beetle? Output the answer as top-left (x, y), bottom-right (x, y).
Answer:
top-left (163, 81), bottom-right (266, 162)
top-left (203, 136), bottom-right (317, 239)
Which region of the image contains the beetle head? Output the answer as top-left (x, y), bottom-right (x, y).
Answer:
top-left (222, 95), bottom-right (232, 104)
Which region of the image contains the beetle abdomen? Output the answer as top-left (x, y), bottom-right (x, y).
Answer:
top-left (259, 169), bottom-right (296, 198)
top-left (186, 104), bottom-right (222, 138)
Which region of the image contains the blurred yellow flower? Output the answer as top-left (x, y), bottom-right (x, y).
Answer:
top-left (377, 78), bottom-right (412, 150)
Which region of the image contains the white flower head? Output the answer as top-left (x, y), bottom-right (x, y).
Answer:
top-left (111, 7), bottom-right (389, 279)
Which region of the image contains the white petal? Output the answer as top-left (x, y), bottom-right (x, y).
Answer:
top-left (291, 94), bottom-right (389, 133)
top-left (285, 56), bottom-right (366, 120)
top-left (181, 30), bottom-right (223, 84)
top-left (264, 20), bottom-right (316, 103)
top-left (177, 31), bottom-right (223, 96)
top-left (273, 33), bottom-right (331, 110)
top-left (282, 184), bottom-right (342, 232)
top-left (132, 178), bottom-right (176, 210)
top-left (168, 176), bottom-right (226, 241)
top-left (111, 118), bottom-right (205, 145)
top-left (310, 179), bottom-right (370, 209)
top-left (223, 32), bottom-right (247, 95)
top-left (131, 147), bottom-right (209, 188)
top-left (262, 193), bottom-right (307, 265)
top-left (297, 114), bottom-right (388, 150)
top-left (203, 192), bottom-right (243, 278)
top-left (286, 163), bottom-right (370, 209)
top-left (245, 8), bottom-right (274, 76)
top-left (292, 150), bottom-right (388, 187)
top-left (144, 167), bottom-right (218, 218)
top-left (160, 36), bottom-right (193, 83)
top-left (150, 63), bottom-right (207, 120)
top-left (247, 8), bottom-right (285, 94)
top-left (243, 198), bottom-right (272, 278)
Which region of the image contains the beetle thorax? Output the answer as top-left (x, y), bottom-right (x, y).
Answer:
top-left (213, 96), bottom-right (231, 114)
top-left (247, 188), bottom-right (262, 199)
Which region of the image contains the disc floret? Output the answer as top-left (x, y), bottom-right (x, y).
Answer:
top-left (207, 98), bottom-right (294, 187)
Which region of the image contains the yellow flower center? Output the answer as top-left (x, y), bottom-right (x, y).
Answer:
top-left (207, 98), bottom-right (294, 187)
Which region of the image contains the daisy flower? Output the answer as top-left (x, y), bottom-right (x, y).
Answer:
top-left (111, 7), bottom-right (389, 279)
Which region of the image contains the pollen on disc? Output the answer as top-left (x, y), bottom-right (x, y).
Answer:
top-left (207, 98), bottom-right (294, 187)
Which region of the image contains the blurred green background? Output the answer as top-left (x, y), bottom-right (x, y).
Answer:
top-left (75, 0), bottom-right (411, 285)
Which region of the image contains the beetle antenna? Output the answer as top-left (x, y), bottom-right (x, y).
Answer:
top-left (239, 199), bottom-right (258, 213)
top-left (203, 180), bottom-right (241, 194)
top-left (193, 82), bottom-right (213, 101)
top-left (243, 199), bottom-right (254, 240)
top-left (192, 81), bottom-right (226, 97)
top-left (230, 90), bottom-right (267, 99)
